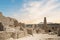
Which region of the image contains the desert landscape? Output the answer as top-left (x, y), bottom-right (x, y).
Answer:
top-left (0, 12), bottom-right (60, 40)
top-left (0, 0), bottom-right (60, 40)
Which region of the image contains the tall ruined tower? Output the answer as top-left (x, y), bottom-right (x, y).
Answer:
top-left (43, 17), bottom-right (48, 32)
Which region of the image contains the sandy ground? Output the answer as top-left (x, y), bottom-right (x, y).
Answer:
top-left (7, 33), bottom-right (60, 40)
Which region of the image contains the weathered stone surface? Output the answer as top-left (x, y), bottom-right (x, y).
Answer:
top-left (0, 12), bottom-right (20, 32)
top-left (11, 31), bottom-right (26, 39)
top-left (0, 31), bottom-right (26, 39)
top-left (14, 20), bottom-right (19, 27)
top-left (0, 31), bottom-right (12, 40)
top-left (0, 22), bottom-right (4, 31)
top-left (17, 31), bottom-right (25, 38)
top-left (0, 12), bottom-right (17, 26)
top-left (0, 12), bottom-right (60, 39)
top-left (11, 32), bottom-right (17, 39)
top-left (58, 28), bottom-right (60, 36)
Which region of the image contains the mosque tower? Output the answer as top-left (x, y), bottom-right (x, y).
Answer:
top-left (43, 17), bottom-right (48, 32)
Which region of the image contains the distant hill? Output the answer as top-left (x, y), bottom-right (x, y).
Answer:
top-left (39, 22), bottom-right (60, 24)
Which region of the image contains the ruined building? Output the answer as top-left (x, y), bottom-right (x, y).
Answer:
top-left (0, 12), bottom-right (27, 40)
top-left (0, 12), bottom-right (60, 40)
top-left (26, 17), bottom-right (60, 35)
top-left (0, 22), bottom-right (4, 31)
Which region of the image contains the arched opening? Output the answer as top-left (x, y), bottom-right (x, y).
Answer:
top-left (0, 22), bottom-right (4, 31)
top-left (48, 30), bottom-right (51, 32)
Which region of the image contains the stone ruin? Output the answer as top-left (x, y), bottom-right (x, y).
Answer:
top-left (0, 12), bottom-right (60, 40)
top-left (57, 28), bottom-right (60, 36)
top-left (0, 12), bottom-right (28, 40)
top-left (0, 22), bottom-right (4, 31)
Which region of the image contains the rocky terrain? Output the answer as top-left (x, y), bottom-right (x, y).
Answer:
top-left (0, 12), bottom-right (60, 40)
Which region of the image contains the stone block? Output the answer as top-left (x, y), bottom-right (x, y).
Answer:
top-left (0, 31), bottom-right (12, 40)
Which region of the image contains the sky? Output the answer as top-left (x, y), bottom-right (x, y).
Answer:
top-left (0, 0), bottom-right (60, 24)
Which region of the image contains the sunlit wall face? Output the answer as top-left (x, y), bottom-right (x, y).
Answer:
top-left (0, 0), bottom-right (60, 24)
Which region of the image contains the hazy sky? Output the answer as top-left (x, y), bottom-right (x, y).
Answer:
top-left (0, 0), bottom-right (60, 24)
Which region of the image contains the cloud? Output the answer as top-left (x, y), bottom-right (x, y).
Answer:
top-left (12, 0), bottom-right (60, 24)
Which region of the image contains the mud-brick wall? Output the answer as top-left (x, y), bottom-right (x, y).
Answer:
top-left (0, 31), bottom-right (27, 40)
top-left (11, 31), bottom-right (26, 39)
top-left (0, 31), bottom-right (12, 40)
top-left (17, 31), bottom-right (26, 38)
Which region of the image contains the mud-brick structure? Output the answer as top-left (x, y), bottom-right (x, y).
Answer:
top-left (0, 12), bottom-right (60, 40)
top-left (0, 12), bottom-right (27, 39)
top-left (0, 22), bottom-right (4, 31)
top-left (25, 17), bottom-right (60, 35)
top-left (25, 24), bottom-right (34, 35)
top-left (40, 17), bottom-right (60, 35)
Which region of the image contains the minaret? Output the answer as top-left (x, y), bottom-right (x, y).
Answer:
top-left (43, 17), bottom-right (48, 32)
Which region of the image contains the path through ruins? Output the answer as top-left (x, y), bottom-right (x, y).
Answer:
top-left (7, 33), bottom-right (60, 40)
